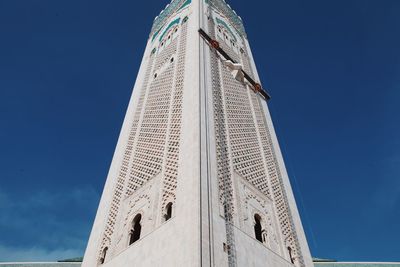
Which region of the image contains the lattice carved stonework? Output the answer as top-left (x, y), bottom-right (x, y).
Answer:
top-left (150, 0), bottom-right (187, 39)
top-left (240, 42), bottom-right (253, 78)
top-left (251, 94), bottom-right (305, 266)
top-left (125, 62), bottom-right (175, 195)
top-left (208, 19), bottom-right (235, 217)
top-left (217, 35), bottom-right (240, 64)
top-left (160, 19), bottom-right (188, 212)
top-left (154, 37), bottom-right (178, 72)
top-left (210, 7), bottom-right (306, 266)
top-left (220, 62), bottom-right (271, 198)
top-left (206, 0), bottom-right (246, 38)
top-left (244, 190), bottom-right (281, 255)
top-left (96, 16), bottom-right (186, 262)
top-left (96, 51), bottom-right (156, 261)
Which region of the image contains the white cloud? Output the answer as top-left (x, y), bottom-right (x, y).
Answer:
top-left (0, 186), bottom-right (99, 261)
top-left (0, 244), bottom-right (82, 262)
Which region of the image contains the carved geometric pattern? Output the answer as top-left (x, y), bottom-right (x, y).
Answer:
top-left (97, 16), bottom-right (182, 262)
top-left (150, 0), bottom-right (190, 41)
top-left (112, 192), bottom-right (152, 256)
top-left (209, 18), bottom-right (237, 267)
top-left (97, 52), bottom-right (156, 262)
top-left (240, 42), bottom-right (253, 77)
top-left (217, 33), bottom-right (240, 64)
top-left (160, 19), bottom-right (188, 211)
top-left (251, 95), bottom-right (305, 267)
top-left (211, 8), bottom-right (306, 267)
top-left (220, 54), bottom-right (270, 198)
top-left (154, 37), bottom-right (178, 72)
top-left (206, 0), bottom-right (247, 38)
top-left (244, 190), bottom-right (281, 255)
top-left (209, 21), bottom-right (235, 217)
top-left (126, 56), bottom-right (176, 196)
top-left (123, 193), bottom-right (151, 229)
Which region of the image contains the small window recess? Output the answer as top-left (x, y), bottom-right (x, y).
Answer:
top-left (129, 214), bottom-right (142, 245)
top-left (254, 214), bottom-right (263, 243)
top-left (164, 202), bottom-right (173, 221)
top-left (99, 247), bottom-right (108, 265)
top-left (223, 242), bottom-right (231, 254)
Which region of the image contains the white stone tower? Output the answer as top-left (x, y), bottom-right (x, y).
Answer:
top-left (82, 0), bottom-right (313, 266)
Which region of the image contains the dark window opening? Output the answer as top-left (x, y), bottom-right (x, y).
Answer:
top-left (164, 202), bottom-right (173, 221)
top-left (129, 214), bottom-right (142, 245)
top-left (223, 242), bottom-right (231, 254)
top-left (254, 214), bottom-right (263, 243)
top-left (99, 247), bottom-right (108, 265)
top-left (170, 57), bottom-right (174, 63)
top-left (288, 246), bottom-right (295, 264)
top-left (154, 73), bottom-right (157, 78)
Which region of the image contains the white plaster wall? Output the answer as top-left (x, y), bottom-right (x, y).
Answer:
top-left (234, 227), bottom-right (295, 267)
top-left (102, 218), bottom-right (195, 266)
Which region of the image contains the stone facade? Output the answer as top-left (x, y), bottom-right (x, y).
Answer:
top-left (82, 0), bottom-right (313, 266)
top-left (0, 264), bottom-right (81, 267)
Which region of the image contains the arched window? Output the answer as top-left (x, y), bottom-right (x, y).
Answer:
top-left (129, 214), bottom-right (142, 245)
top-left (288, 246), bottom-right (295, 264)
top-left (164, 202), bottom-right (173, 221)
top-left (99, 247), bottom-right (108, 265)
top-left (254, 214), bottom-right (263, 243)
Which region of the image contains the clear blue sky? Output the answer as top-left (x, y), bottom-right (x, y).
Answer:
top-left (0, 0), bottom-right (399, 262)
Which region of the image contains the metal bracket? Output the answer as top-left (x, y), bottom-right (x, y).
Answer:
top-left (199, 28), bottom-right (271, 101)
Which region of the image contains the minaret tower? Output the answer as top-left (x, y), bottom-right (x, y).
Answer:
top-left (82, 0), bottom-right (313, 266)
